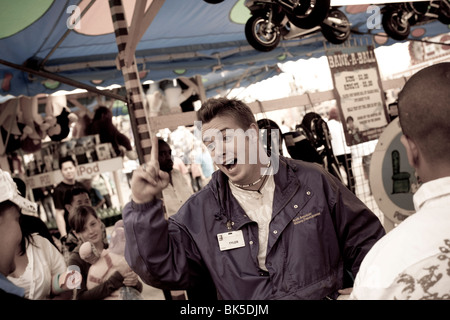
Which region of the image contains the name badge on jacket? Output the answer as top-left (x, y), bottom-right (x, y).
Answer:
top-left (217, 230), bottom-right (245, 251)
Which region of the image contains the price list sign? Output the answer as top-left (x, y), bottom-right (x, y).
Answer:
top-left (326, 45), bottom-right (389, 146)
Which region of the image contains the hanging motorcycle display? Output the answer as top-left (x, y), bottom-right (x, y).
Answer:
top-left (205, 0), bottom-right (331, 29)
top-left (244, 1), bottom-right (350, 52)
top-left (382, 1), bottom-right (450, 41)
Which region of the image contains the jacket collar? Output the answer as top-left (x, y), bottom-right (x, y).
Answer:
top-left (272, 157), bottom-right (302, 217)
top-left (208, 156), bottom-right (303, 224)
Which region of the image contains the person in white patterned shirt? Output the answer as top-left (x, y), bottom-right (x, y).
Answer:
top-left (350, 62), bottom-right (450, 300)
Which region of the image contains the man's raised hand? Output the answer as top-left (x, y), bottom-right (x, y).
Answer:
top-left (130, 135), bottom-right (169, 204)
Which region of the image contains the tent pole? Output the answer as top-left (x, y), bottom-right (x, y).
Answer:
top-left (124, 0), bottom-right (166, 67)
top-left (0, 58), bottom-right (126, 102)
top-left (39, 0), bottom-right (97, 68)
top-left (108, 0), bottom-right (154, 164)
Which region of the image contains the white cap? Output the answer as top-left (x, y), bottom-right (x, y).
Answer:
top-left (0, 169), bottom-right (37, 214)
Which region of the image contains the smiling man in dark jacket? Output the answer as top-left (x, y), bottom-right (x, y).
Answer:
top-left (123, 98), bottom-right (385, 300)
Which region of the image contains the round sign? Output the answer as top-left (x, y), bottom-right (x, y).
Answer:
top-left (369, 117), bottom-right (419, 232)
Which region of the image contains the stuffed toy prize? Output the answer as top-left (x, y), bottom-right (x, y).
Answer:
top-left (79, 220), bottom-right (142, 300)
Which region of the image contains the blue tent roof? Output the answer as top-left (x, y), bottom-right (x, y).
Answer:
top-left (0, 0), bottom-right (449, 98)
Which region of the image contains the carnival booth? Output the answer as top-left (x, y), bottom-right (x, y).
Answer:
top-left (0, 92), bottom-right (129, 230)
top-left (1, 1), bottom-right (449, 235)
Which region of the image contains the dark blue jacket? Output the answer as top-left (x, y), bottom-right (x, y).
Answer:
top-left (123, 156), bottom-right (385, 299)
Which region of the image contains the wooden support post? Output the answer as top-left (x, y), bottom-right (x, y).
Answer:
top-left (108, 0), bottom-right (153, 164)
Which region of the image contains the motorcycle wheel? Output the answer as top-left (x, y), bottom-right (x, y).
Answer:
top-left (203, 0), bottom-right (225, 3)
top-left (320, 9), bottom-right (350, 44)
top-left (438, 0), bottom-right (450, 25)
top-left (245, 13), bottom-right (281, 52)
top-left (287, 0), bottom-right (331, 29)
top-left (382, 8), bottom-right (410, 41)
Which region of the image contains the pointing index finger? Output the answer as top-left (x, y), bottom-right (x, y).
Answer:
top-left (150, 134), bottom-right (159, 162)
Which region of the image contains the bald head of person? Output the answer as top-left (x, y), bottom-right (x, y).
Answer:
top-left (398, 62), bottom-right (450, 182)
